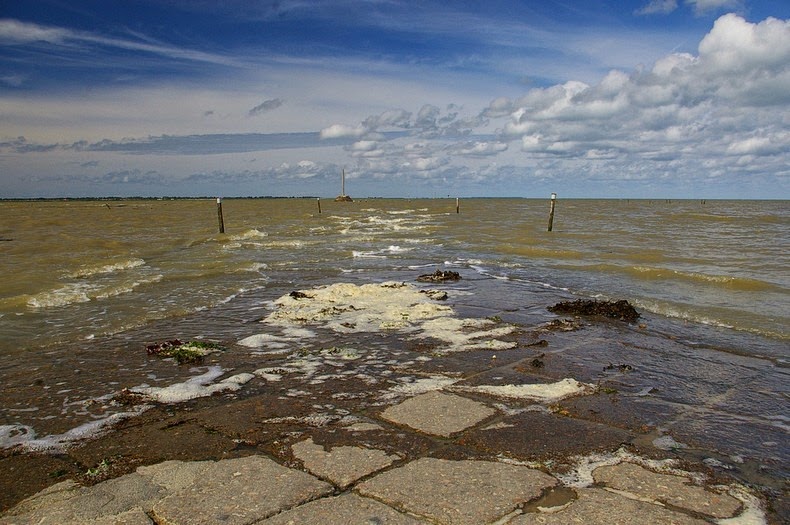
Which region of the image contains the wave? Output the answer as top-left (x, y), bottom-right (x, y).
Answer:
top-left (230, 229), bottom-right (268, 241)
top-left (632, 298), bottom-right (788, 341)
top-left (498, 244), bottom-right (585, 260)
top-left (68, 258), bottom-right (146, 279)
top-left (627, 265), bottom-right (777, 292)
top-left (558, 263), bottom-right (780, 292)
top-left (27, 274), bottom-right (164, 309)
top-left (352, 245), bottom-right (413, 258)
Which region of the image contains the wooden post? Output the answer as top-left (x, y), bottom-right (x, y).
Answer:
top-left (216, 197), bottom-right (225, 234)
top-left (547, 193), bottom-right (557, 232)
top-left (456, 197), bottom-right (460, 214)
top-left (317, 198), bottom-right (321, 214)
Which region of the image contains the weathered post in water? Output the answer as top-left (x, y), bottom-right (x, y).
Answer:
top-left (216, 197), bottom-right (225, 234)
top-left (456, 197), bottom-right (460, 214)
top-left (547, 192), bottom-right (557, 232)
top-left (317, 198), bottom-right (321, 214)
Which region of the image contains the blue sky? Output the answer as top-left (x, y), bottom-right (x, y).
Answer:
top-left (1, 0), bottom-right (788, 198)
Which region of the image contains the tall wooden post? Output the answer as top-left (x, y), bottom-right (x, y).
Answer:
top-left (216, 197), bottom-right (225, 234)
top-left (547, 192), bottom-right (557, 232)
top-left (456, 197), bottom-right (460, 214)
top-left (317, 198), bottom-right (321, 214)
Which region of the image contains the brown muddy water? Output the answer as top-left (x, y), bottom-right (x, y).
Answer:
top-left (0, 198), bottom-right (787, 513)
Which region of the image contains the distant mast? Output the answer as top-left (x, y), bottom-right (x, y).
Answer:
top-left (335, 169), bottom-right (353, 202)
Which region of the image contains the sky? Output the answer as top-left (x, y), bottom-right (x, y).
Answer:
top-left (1, 0), bottom-right (788, 199)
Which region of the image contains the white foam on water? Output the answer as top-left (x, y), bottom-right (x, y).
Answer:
top-left (452, 378), bottom-right (595, 403)
top-left (230, 229), bottom-right (268, 241)
top-left (264, 282), bottom-right (453, 334)
top-left (239, 262), bottom-right (268, 273)
top-left (0, 406), bottom-right (150, 453)
top-left (553, 447), bottom-right (677, 488)
top-left (282, 327), bottom-right (316, 338)
top-left (68, 258), bottom-right (146, 278)
top-left (262, 282), bottom-right (517, 353)
top-left (238, 326), bottom-right (316, 350)
top-left (417, 317), bottom-right (518, 352)
top-left (27, 283), bottom-right (92, 308)
top-left (131, 366), bottom-right (255, 403)
top-left (238, 333), bottom-right (292, 349)
top-left (551, 448), bottom-right (767, 524)
top-left (27, 274), bottom-right (164, 308)
top-left (253, 367), bottom-right (298, 382)
top-left (381, 375), bottom-right (461, 399)
top-left (94, 274), bottom-right (164, 300)
top-left (0, 424), bottom-right (37, 448)
top-left (716, 485), bottom-right (768, 525)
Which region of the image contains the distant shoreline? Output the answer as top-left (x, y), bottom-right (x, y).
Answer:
top-left (1, 196), bottom-right (787, 202)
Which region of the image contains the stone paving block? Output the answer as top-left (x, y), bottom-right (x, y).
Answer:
top-left (593, 462), bottom-right (742, 519)
top-left (356, 458), bottom-right (557, 525)
top-left (87, 507), bottom-right (154, 525)
top-left (0, 480), bottom-right (80, 517)
top-left (292, 437), bottom-right (399, 488)
top-left (511, 487), bottom-right (709, 524)
top-left (136, 460), bottom-right (213, 493)
top-left (0, 473), bottom-right (162, 525)
top-left (379, 391), bottom-right (496, 437)
top-left (151, 455), bottom-right (333, 525)
top-left (260, 493), bottom-right (429, 524)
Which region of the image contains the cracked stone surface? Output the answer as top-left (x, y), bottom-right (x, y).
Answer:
top-left (0, 474), bottom-right (163, 525)
top-left (356, 458), bottom-right (557, 525)
top-left (379, 391), bottom-right (496, 437)
top-left (260, 493), bottom-right (428, 524)
top-left (291, 437), bottom-right (399, 489)
top-left (592, 462), bottom-right (742, 519)
top-left (511, 487), bottom-right (710, 524)
top-left (151, 455), bottom-right (333, 525)
top-left (89, 507), bottom-right (154, 525)
top-left (135, 460), bottom-right (213, 494)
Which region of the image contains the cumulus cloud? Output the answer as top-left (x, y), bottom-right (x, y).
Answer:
top-left (319, 124), bottom-right (367, 139)
top-left (248, 98), bottom-right (284, 116)
top-left (489, 13), bottom-right (789, 178)
top-left (698, 14), bottom-right (790, 73)
top-left (453, 141), bottom-right (508, 157)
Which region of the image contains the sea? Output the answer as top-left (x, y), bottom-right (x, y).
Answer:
top-left (0, 198), bottom-right (787, 491)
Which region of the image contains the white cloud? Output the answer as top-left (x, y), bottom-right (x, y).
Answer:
top-left (0, 18), bottom-right (236, 66)
top-left (686, 0), bottom-right (742, 16)
top-left (319, 124), bottom-right (367, 139)
top-left (0, 19), bottom-right (70, 43)
top-left (2, 12), bottom-right (788, 199)
top-left (494, 14), bottom-right (789, 172)
top-left (698, 14), bottom-right (790, 73)
top-left (635, 0), bottom-right (678, 15)
top-left (454, 141), bottom-right (508, 157)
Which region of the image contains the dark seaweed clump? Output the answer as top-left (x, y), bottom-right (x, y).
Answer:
top-left (416, 270), bottom-right (461, 283)
top-left (547, 299), bottom-right (640, 322)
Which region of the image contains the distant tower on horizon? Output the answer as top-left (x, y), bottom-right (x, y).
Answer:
top-left (335, 168), bottom-right (353, 202)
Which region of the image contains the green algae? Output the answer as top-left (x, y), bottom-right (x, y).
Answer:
top-left (146, 340), bottom-right (225, 364)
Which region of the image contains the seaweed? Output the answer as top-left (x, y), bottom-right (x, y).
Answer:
top-left (416, 270), bottom-right (461, 283)
top-left (145, 339), bottom-right (225, 364)
top-left (547, 299), bottom-right (640, 322)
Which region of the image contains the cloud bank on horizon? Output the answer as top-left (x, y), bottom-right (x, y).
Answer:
top-left (0, 0), bottom-right (787, 198)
